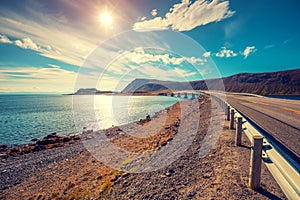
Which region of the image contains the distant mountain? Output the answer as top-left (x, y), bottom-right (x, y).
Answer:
top-left (122, 79), bottom-right (193, 93)
top-left (73, 88), bottom-right (97, 95)
top-left (220, 69), bottom-right (300, 95)
top-left (122, 68), bottom-right (300, 95)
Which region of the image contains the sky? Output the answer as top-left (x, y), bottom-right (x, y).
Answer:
top-left (0, 0), bottom-right (299, 93)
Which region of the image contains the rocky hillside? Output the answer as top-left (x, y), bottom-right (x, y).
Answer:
top-left (122, 68), bottom-right (300, 95)
top-left (222, 68), bottom-right (300, 95)
top-left (122, 79), bottom-right (193, 93)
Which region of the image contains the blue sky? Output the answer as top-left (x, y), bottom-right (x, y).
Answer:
top-left (0, 0), bottom-right (299, 93)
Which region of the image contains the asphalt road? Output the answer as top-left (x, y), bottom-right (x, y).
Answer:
top-left (222, 93), bottom-right (300, 159)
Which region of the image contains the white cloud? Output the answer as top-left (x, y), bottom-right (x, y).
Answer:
top-left (203, 51), bottom-right (211, 57)
top-left (96, 49), bottom-right (205, 87)
top-left (14, 37), bottom-right (40, 51)
top-left (1, 34), bottom-right (55, 53)
top-left (131, 52), bottom-right (184, 65)
top-left (0, 66), bottom-right (77, 93)
top-left (0, 9), bottom-right (97, 66)
top-left (133, 0), bottom-right (235, 31)
top-left (0, 34), bottom-right (12, 43)
top-left (184, 56), bottom-right (206, 65)
top-left (215, 47), bottom-right (237, 58)
top-left (151, 9), bottom-right (158, 17)
top-left (125, 50), bottom-right (206, 66)
top-left (137, 65), bottom-right (196, 80)
top-left (264, 44), bottom-right (274, 49)
top-left (243, 46), bottom-right (256, 59)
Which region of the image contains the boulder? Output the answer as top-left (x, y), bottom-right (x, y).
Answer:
top-left (0, 144), bottom-right (8, 151)
top-left (0, 153), bottom-right (8, 159)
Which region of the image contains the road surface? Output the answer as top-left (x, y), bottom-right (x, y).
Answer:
top-left (218, 93), bottom-right (300, 159)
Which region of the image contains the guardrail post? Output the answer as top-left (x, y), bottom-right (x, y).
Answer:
top-left (235, 117), bottom-right (242, 146)
top-left (226, 106), bottom-right (230, 121)
top-left (230, 109), bottom-right (235, 129)
top-left (249, 135), bottom-right (263, 190)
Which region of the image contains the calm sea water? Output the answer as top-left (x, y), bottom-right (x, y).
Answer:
top-left (0, 95), bottom-right (179, 145)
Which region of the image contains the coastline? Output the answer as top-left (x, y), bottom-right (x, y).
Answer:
top-left (0, 94), bottom-right (179, 146)
top-left (0, 95), bottom-right (286, 199)
top-left (0, 94), bottom-right (180, 156)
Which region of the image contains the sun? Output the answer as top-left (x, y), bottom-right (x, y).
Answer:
top-left (100, 11), bottom-right (112, 26)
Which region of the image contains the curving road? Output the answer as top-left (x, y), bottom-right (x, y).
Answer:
top-left (222, 93), bottom-right (300, 159)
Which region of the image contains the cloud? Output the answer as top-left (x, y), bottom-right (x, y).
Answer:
top-left (0, 66), bottom-right (78, 93)
top-left (0, 34), bottom-right (12, 44)
top-left (103, 50), bottom-right (206, 76)
top-left (264, 44), bottom-right (274, 49)
top-left (0, 7), bottom-right (97, 66)
top-left (184, 56), bottom-right (206, 65)
top-left (133, 0), bottom-right (235, 31)
top-left (151, 9), bottom-right (158, 17)
top-left (98, 49), bottom-right (205, 87)
top-left (134, 49), bottom-right (205, 65)
top-left (224, 19), bottom-right (243, 39)
top-left (1, 34), bottom-right (54, 52)
top-left (242, 46), bottom-right (256, 59)
top-left (137, 65), bottom-right (196, 80)
top-left (14, 37), bottom-right (40, 51)
top-left (215, 47), bottom-right (237, 58)
top-left (202, 51), bottom-right (211, 57)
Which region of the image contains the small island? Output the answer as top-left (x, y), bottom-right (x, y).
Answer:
top-left (69, 88), bottom-right (115, 95)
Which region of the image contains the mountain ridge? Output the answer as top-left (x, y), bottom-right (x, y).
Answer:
top-left (122, 68), bottom-right (300, 95)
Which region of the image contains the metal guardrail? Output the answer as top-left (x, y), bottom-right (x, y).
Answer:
top-left (210, 93), bottom-right (300, 200)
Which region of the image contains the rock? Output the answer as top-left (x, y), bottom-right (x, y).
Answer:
top-left (9, 147), bottom-right (20, 156)
top-left (161, 141), bottom-right (168, 146)
top-left (70, 134), bottom-right (80, 140)
top-left (33, 145), bottom-right (46, 152)
top-left (22, 146), bottom-right (33, 154)
top-left (0, 133), bottom-right (81, 159)
top-left (62, 137), bottom-right (71, 142)
top-left (0, 144), bottom-right (8, 151)
top-left (187, 190), bottom-right (197, 198)
top-left (44, 133), bottom-right (57, 139)
top-left (122, 172), bottom-right (130, 178)
top-left (111, 174), bottom-right (120, 182)
top-left (36, 139), bottom-right (53, 146)
top-left (166, 169), bottom-right (175, 177)
top-left (0, 153), bottom-right (8, 159)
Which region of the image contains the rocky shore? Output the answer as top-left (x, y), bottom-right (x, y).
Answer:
top-left (0, 133), bottom-right (80, 159)
top-left (0, 95), bottom-right (286, 199)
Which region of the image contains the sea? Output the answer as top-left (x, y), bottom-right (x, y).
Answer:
top-left (0, 94), bottom-right (184, 146)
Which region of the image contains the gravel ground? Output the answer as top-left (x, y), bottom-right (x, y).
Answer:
top-left (0, 95), bottom-right (286, 199)
top-left (102, 97), bottom-right (287, 200)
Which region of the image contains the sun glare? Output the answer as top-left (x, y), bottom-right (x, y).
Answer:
top-left (100, 12), bottom-right (112, 26)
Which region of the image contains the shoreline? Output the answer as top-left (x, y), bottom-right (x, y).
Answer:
top-left (0, 95), bottom-right (193, 198)
top-left (0, 94), bottom-right (181, 147)
top-left (0, 95), bottom-right (286, 199)
top-left (0, 97), bottom-right (182, 159)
